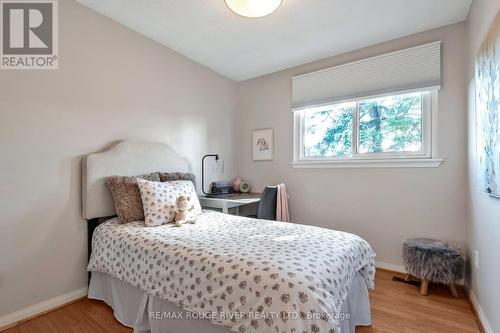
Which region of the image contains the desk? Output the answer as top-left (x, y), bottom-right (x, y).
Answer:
top-left (198, 193), bottom-right (261, 215)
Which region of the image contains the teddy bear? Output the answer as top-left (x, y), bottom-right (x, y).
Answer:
top-left (174, 195), bottom-right (196, 227)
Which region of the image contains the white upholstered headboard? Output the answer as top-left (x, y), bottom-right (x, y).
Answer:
top-left (82, 140), bottom-right (191, 220)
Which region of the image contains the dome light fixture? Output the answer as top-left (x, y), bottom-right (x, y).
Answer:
top-left (225, 0), bottom-right (282, 18)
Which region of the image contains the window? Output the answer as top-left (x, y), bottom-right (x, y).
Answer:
top-left (292, 90), bottom-right (442, 168)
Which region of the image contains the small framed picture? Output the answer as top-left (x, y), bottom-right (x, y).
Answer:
top-left (252, 128), bottom-right (274, 161)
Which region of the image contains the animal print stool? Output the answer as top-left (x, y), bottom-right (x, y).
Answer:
top-left (402, 238), bottom-right (465, 297)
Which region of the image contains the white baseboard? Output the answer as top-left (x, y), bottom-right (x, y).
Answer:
top-left (0, 287), bottom-right (88, 331)
top-left (465, 287), bottom-right (494, 333)
top-left (375, 261), bottom-right (406, 273)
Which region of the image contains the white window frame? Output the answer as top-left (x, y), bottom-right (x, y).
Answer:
top-left (291, 89), bottom-right (443, 168)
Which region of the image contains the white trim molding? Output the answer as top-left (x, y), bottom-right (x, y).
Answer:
top-left (291, 158), bottom-right (443, 169)
top-left (375, 261), bottom-right (407, 273)
top-left (465, 287), bottom-right (494, 333)
top-left (0, 287), bottom-right (88, 331)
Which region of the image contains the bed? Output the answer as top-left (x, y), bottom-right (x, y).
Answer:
top-left (83, 140), bottom-right (376, 333)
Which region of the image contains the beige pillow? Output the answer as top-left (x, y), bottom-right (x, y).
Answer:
top-left (137, 179), bottom-right (201, 227)
top-left (106, 173), bottom-right (160, 224)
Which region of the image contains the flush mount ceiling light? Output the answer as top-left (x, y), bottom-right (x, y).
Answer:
top-left (225, 0), bottom-right (282, 18)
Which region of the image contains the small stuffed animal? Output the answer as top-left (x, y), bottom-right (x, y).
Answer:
top-left (174, 195), bottom-right (196, 227)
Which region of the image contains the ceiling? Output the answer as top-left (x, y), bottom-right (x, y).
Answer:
top-left (77, 0), bottom-right (472, 82)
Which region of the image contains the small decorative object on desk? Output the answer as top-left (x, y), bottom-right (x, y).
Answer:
top-left (402, 238), bottom-right (465, 297)
top-left (210, 181), bottom-right (233, 195)
top-left (252, 128), bottom-right (274, 161)
top-left (232, 177), bottom-right (242, 192)
top-left (239, 180), bottom-right (251, 193)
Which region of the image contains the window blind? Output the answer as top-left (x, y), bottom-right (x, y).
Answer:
top-left (291, 41), bottom-right (441, 111)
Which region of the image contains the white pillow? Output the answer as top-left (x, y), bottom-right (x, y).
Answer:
top-left (137, 179), bottom-right (201, 226)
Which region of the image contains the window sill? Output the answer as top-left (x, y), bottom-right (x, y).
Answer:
top-left (290, 158), bottom-right (444, 169)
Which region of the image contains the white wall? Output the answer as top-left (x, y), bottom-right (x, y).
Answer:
top-left (465, 1), bottom-right (500, 332)
top-left (236, 23), bottom-right (468, 269)
top-left (0, 0), bottom-right (236, 318)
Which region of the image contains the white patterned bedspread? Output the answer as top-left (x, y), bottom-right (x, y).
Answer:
top-left (88, 211), bottom-right (375, 333)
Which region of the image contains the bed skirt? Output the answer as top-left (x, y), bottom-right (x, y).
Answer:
top-left (88, 271), bottom-right (371, 333)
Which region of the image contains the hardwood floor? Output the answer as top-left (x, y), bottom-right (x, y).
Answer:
top-left (357, 270), bottom-right (480, 333)
top-left (3, 270), bottom-right (480, 333)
